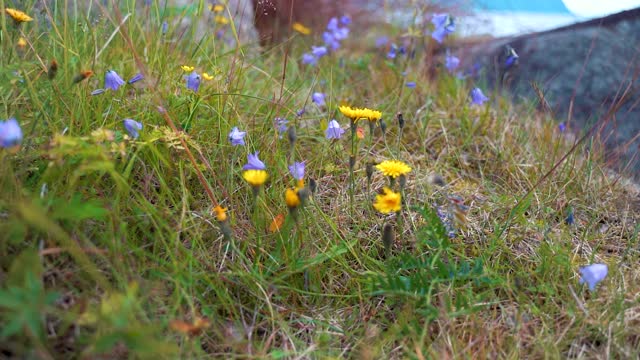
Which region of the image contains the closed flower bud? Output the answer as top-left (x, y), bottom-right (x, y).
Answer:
top-left (366, 162), bottom-right (375, 182)
top-left (48, 59), bottom-right (58, 80)
top-left (287, 125), bottom-right (297, 145)
top-left (349, 155), bottom-right (356, 171)
top-left (397, 113), bottom-right (405, 129)
top-left (308, 178), bottom-right (317, 194)
top-left (379, 119), bottom-right (387, 135)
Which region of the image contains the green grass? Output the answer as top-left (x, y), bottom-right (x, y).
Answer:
top-left (1, 1), bottom-right (639, 358)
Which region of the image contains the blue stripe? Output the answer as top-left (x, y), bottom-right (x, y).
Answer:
top-left (473, 0), bottom-right (571, 13)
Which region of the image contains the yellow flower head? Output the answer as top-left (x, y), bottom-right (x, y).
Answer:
top-left (209, 4), bottom-right (224, 12)
top-left (242, 170), bottom-right (268, 187)
top-left (339, 105), bottom-right (382, 122)
top-left (375, 160), bottom-right (412, 179)
top-left (202, 72), bottom-right (214, 81)
top-left (215, 15), bottom-right (229, 25)
top-left (373, 187), bottom-right (402, 214)
top-left (5, 8), bottom-right (33, 23)
top-left (213, 205), bottom-right (228, 222)
top-left (285, 188), bottom-right (301, 209)
top-left (16, 37), bottom-right (27, 48)
top-left (292, 22), bottom-right (311, 35)
top-left (181, 65), bottom-right (194, 72)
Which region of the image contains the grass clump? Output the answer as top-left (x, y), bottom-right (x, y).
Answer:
top-left (0, 1), bottom-right (639, 358)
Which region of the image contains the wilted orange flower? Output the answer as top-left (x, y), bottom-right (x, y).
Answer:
top-left (73, 70), bottom-right (94, 83)
top-left (269, 214), bottom-right (286, 233)
top-left (213, 205), bottom-right (227, 222)
top-left (356, 127), bottom-right (365, 139)
top-left (170, 317), bottom-right (211, 337)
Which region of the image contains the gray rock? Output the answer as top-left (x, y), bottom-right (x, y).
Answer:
top-left (458, 8), bottom-right (640, 177)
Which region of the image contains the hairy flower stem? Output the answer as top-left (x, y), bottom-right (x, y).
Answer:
top-left (348, 119), bottom-right (357, 213)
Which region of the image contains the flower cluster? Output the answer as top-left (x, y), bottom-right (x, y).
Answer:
top-left (302, 16), bottom-right (351, 66)
top-left (431, 13), bottom-right (455, 44)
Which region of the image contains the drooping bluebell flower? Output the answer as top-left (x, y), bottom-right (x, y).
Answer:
top-left (162, 21), bottom-right (168, 35)
top-left (123, 118), bottom-right (143, 139)
top-left (470, 87), bottom-right (489, 105)
top-left (327, 17), bottom-right (339, 33)
top-left (312, 46), bottom-right (328, 58)
top-left (323, 31), bottom-right (340, 51)
top-left (186, 71), bottom-right (201, 92)
top-left (445, 53), bottom-right (460, 73)
top-left (243, 152), bottom-right (266, 170)
top-left (431, 13), bottom-right (455, 44)
top-left (579, 264), bottom-right (608, 291)
top-left (340, 15), bottom-right (351, 25)
top-left (0, 117), bottom-right (23, 148)
top-left (559, 122), bottom-right (567, 132)
top-left (128, 73), bottom-right (144, 84)
top-left (565, 209), bottom-right (574, 225)
top-left (91, 89), bottom-right (106, 96)
top-left (288, 161), bottom-right (305, 180)
top-left (302, 53), bottom-right (318, 66)
top-left (104, 70), bottom-right (125, 91)
top-left (312, 92), bottom-right (326, 107)
top-left (228, 126), bottom-right (246, 146)
top-left (296, 108), bottom-right (306, 117)
top-left (275, 117), bottom-right (288, 138)
top-left (325, 119), bottom-right (344, 140)
top-left (405, 82), bottom-right (416, 88)
top-left (387, 44), bottom-right (398, 59)
top-left (504, 46), bottom-right (519, 68)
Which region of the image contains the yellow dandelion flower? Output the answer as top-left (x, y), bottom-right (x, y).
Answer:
top-left (209, 4), bottom-right (224, 12)
top-left (285, 188), bottom-right (301, 209)
top-left (373, 187), bottom-right (402, 214)
top-left (215, 15), bottom-right (229, 25)
top-left (202, 72), bottom-right (214, 81)
top-left (181, 65), bottom-right (194, 72)
top-left (5, 8), bottom-right (33, 23)
top-left (364, 109), bottom-right (382, 122)
top-left (16, 37), bottom-right (27, 48)
top-left (375, 160), bottom-right (412, 179)
top-left (292, 22), bottom-right (311, 35)
top-left (242, 170), bottom-right (268, 187)
top-left (339, 105), bottom-right (382, 122)
top-left (213, 205), bottom-right (228, 222)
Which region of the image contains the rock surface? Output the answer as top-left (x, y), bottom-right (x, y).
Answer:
top-left (457, 8), bottom-right (640, 177)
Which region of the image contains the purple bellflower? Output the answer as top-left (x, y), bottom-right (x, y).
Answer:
top-left (105, 70), bottom-right (125, 91)
top-left (312, 92), bottom-right (326, 107)
top-left (470, 87), bottom-right (489, 105)
top-left (275, 117), bottom-right (289, 138)
top-left (431, 13), bottom-right (455, 44)
top-left (579, 264), bottom-right (608, 291)
top-left (406, 82), bottom-right (416, 88)
top-left (228, 126), bottom-right (247, 146)
top-left (123, 118), bottom-right (143, 139)
top-left (288, 161), bottom-right (305, 180)
top-left (243, 152), bottom-right (266, 170)
top-left (302, 53), bottom-right (318, 66)
top-left (0, 117), bottom-right (23, 148)
top-left (325, 119), bottom-right (344, 140)
top-left (445, 53), bottom-right (460, 73)
top-left (186, 71), bottom-right (201, 92)
top-left (128, 73), bottom-right (144, 84)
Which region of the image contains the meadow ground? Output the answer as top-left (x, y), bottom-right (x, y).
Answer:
top-left (1, 1), bottom-right (639, 359)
